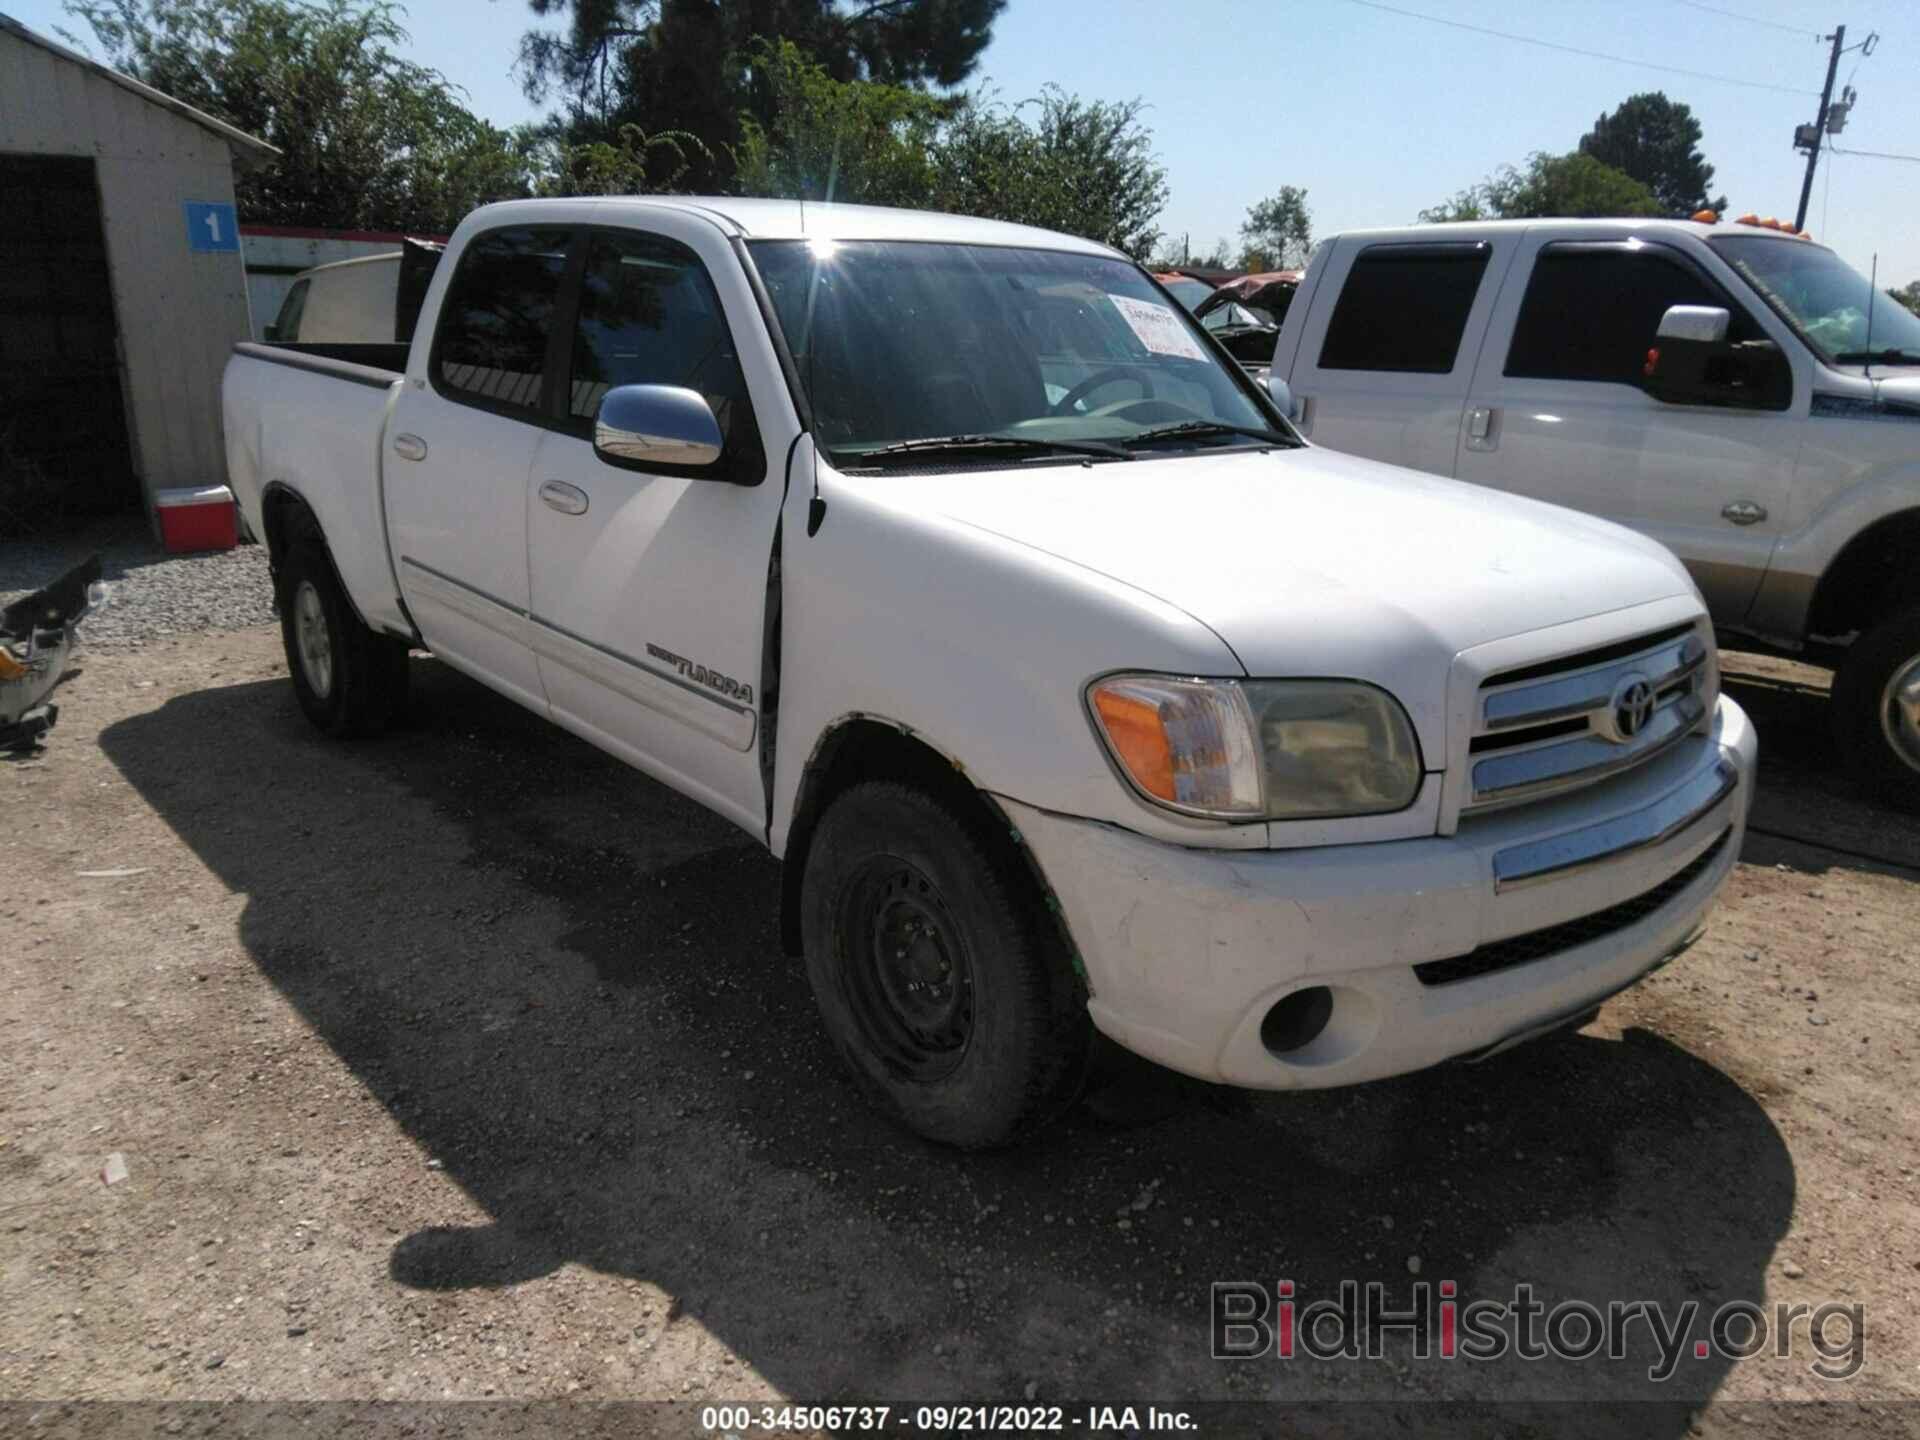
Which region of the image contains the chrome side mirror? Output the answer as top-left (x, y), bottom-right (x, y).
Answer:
top-left (594, 384), bottom-right (723, 470)
top-left (1265, 373), bottom-right (1295, 420)
top-left (1656, 305), bottom-right (1731, 345)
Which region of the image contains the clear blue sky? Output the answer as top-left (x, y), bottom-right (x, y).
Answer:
top-left (15, 0), bottom-right (1920, 284)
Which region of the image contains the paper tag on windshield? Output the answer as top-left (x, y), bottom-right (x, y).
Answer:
top-left (1109, 295), bottom-right (1208, 362)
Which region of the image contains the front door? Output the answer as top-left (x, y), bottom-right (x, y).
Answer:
top-left (386, 223), bottom-right (574, 710)
top-left (524, 219), bottom-right (790, 837)
top-left (1454, 237), bottom-right (1804, 621)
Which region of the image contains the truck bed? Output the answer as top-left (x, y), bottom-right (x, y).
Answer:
top-left (222, 341), bottom-right (413, 640)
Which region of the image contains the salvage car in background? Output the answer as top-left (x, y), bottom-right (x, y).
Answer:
top-left (1195, 270), bottom-right (1301, 371)
top-left (1152, 272), bottom-right (1217, 312)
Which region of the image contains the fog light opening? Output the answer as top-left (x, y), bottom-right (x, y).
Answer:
top-left (1261, 986), bottom-right (1333, 1056)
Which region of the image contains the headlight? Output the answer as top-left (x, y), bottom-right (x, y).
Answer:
top-left (1088, 675), bottom-right (1423, 821)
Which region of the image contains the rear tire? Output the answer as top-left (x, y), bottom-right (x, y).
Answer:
top-left (800, 781), bottom-right (1091, 1148)
top-left (278, 540), bottom-right (409, 738)
top-left (1831, 602), bottom-right (1920, 811)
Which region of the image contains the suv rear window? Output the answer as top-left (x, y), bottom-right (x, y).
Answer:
top-left (1318, 244), bottom-right (1490, 374)
top-left (431, 226), bottom-right (572, 415)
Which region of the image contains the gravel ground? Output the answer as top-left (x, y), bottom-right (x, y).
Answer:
top-left (0, 516), bottom-right (274, 651)
top-left (2, 629), bottom-right (1918, 1437)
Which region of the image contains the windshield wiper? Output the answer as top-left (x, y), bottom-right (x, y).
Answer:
top-left (1834, 346), bottom-right (1920, 364)
top-left (1120, 419), bottom-right (1297, 449)
top-left (850, 433), bottom-right (1132, 464)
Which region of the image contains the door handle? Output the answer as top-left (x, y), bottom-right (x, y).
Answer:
top-left (1464, 405), bottom-right (1499, 451)
top-left (539, 479), bottom-right (589, 516)
top-left (1721, 500), bottom-right (1767, 526)
top-left (392, 433), bottom-right (428, 462)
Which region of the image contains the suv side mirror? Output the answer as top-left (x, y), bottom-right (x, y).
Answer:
top-left (595, 384), bottom-right (723, 471)
top-left (1265, 374), bottom-right (1294, 420)
top-left (1656, 305), bottom-right (1731, 345)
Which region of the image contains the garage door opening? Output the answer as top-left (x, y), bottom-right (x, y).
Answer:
top-left (0, 154), bottom-right (138, 528)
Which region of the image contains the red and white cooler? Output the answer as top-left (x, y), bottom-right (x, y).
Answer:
top-left (153, 484), bottom-right (239, 553)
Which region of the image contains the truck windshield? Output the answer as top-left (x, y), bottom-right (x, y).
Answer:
top-left (748, 239), bottom-right (1287, 465)
top-left (1712, 235), bottom-right (1920, 365)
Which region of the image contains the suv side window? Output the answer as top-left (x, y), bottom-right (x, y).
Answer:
top-left (271, 279), bottom-right (308, 342)
top-left (565, 230), bottom-right (758, 462)
top-left (1505, 246), bottom-right (1765, 386)
top-left (1319, 243), bottom-right (1490, 373)
top-left (430, 226), bottom-right (573, 415)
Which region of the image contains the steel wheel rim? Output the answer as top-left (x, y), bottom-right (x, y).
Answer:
top-left (294, 580), bottom-right (334, 700)
top-left (839, 857), bottom-right (974, 1082)
top-left (1882, 651), bottom-right (1920, 775)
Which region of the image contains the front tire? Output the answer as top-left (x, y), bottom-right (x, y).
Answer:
top-left (1832, 602), bottom-right (1920, 810)
top-left (800, 781), bottom-right (1091, 1148)
top-left (278, 541), bottom-right (409, 738)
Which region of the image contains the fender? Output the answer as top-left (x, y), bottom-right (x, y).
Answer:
top-left (1750, 465), bottom-right (1920, 644)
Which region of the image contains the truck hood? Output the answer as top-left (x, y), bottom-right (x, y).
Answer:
top-left (846, 445), bottom-right (1699, 752)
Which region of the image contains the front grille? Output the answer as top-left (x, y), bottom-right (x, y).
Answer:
top-left (1412, 829), bottom-right (1730, 987)
top-left (1466, 622), bottom-right (1714, 813)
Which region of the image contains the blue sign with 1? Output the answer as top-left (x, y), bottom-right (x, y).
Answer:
top-left (184, 201), bottom-right (240, 253)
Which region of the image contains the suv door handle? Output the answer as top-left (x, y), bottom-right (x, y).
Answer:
top-left (1721, 500), bottom-right (1767, 526)
top-left (1464, 406), bottom-right (1499, 451)
top-left (539, 480), bottom-right (589, 516)
top-left (392, 433), bottom-right (428, 462)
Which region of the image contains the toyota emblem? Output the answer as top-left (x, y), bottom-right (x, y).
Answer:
top-left (1607, 674), bottom-right (1656, 743)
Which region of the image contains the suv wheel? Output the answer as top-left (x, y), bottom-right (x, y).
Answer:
top-left (800, 781), bottom-right (1091, 1148)
top-left (1832, 603), bottom-right (1920, 810)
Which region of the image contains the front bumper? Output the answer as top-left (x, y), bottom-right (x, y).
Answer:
top-left (1003, 695), bottom-right (1755, 1089)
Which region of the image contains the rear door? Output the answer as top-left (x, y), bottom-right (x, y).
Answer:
top-left (385, 224), bottom-right (574, 711)
top-left (1453, 237), bottom-right (1801, 619)
top-left (1282, 238), bottom-right (1506, 477)
top-left (523, 217), bottom-right (794, 837)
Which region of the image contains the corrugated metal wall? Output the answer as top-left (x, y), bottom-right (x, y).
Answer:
top-left (0, 27), bottom-right (253, 508)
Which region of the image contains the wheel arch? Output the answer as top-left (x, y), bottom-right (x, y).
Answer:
top-left (777, 715), bottom-right (1082, 982)
top-left (1808, 507), bottom-right (1920, 643)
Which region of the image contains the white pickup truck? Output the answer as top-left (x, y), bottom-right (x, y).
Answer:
top-left (223, 198), bottom-right (1755, 1148)
top-left (1269, 217), bottom-right (1920, 804)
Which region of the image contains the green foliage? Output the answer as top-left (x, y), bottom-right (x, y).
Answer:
top-left (1579, 92), bottom-right (1726, 216)
top-left (732, 39), bottom-right (947, 207)
top-left (931, 88), bottom-right (1168, 260)
top-left (531, 122), bottom-right (709, 196)
top-left (63, 0), bottom-right (537, 231)
top-left (731, 44), bottom-right (1171, 260)
top-left (1890, 282), bottom-right (1920, 317)
top-left (1239, 187), bottom-right (1311, 271)
top-left (1420, 151), bottom-right (1662, 223)
top-left (520, 0), bottom-right (1004, 189)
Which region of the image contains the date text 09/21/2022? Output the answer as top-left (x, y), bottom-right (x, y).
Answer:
top-left (697, 1404), bottom-right (1197, 1432)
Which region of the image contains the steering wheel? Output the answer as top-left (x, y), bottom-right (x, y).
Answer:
top-left (1052, 366), bottom-right (1156, 416)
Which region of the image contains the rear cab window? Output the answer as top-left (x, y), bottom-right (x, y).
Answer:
top-left (1318, 243), bottom-right (1492, 374)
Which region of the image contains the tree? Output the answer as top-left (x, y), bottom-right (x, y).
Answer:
top-left (732, 45), bottom-right (1171, 260)
top-left (1238, 187), bottom-right (1311, 270)
top-left (1579, 92), bottom-right (1726, 216)
top-left (732, 38), bottom-right (947, 207)
top-left (531, 122), bottom-right (709, 196)
top-left (1889, 282), bottom-right (1920, 317)
top-left (520, 0), bottom-right (1003, 188)
top-left (1420, 151), bottom-right (1661, 222)
top-left (63, 0), bottom-right (536, 231)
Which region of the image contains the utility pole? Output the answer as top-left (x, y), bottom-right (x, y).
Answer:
top-left (1794, 25), bottom-right (1844, 233)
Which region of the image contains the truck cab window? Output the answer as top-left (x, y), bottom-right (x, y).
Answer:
top-left (430, 226), bottom-right (572, 414)
top-left (1319, 245), bottom-right (1490, 373)
top-left (566, 231), bottom-right (752, 447)
top-left (1505, 248), bottom-right (1764, 387)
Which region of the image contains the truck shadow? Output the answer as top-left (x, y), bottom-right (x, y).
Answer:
top-left (100, 658), bottom-right (1799, 1423)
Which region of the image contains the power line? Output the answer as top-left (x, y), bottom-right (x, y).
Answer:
top-left (1827, 143), bottom-right (1920, 164)
top-left (1674, 0), bottom-right (1821, 39)
top-left (1339, 0), bottom-right (1819, 95)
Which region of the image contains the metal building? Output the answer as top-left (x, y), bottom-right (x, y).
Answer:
top-left (0, 15), bottom-right (275, 525)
